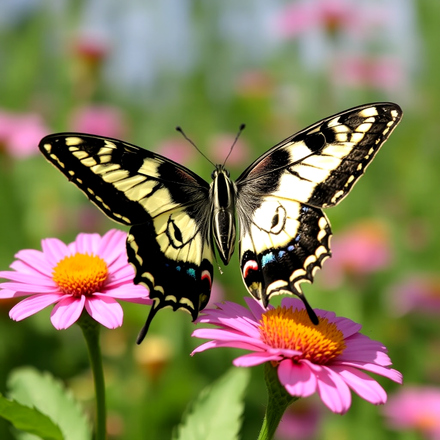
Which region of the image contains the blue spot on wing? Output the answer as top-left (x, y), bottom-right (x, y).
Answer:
top-left (187, 268), bottom-right (196, 279)
top-left (261, 252), bottom-right (276, 267)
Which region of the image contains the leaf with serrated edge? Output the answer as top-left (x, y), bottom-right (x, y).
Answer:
top-left (0, 393), bottom-right (63, 440)
top-left (173, 368), bottom-right (250, 440)
top-left (7, 367), bottom-right (92, 440)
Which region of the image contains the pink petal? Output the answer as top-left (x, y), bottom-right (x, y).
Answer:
top-left (315, 366), bottom-right (352, 414)
top-left (333, 366), bottom-right (387, 404)
top-left (191, 339), bottom-right (267, 354)
top-left (41, 238), bottom-right (70, 266)
top-left (100, 284), bottom-right (149, 300)
top-left (0, 281), bottom-right (60, 293)
top-left (98, 230), bottom-right (127, 265)
top-left (0, 289), bottom-right (29, 298)
top-left (69, 232), bottom-right (100, 254)
top-left (51, 295), bottom-right (85, 329)
top-left (278, 359), bottom-right (317, 398)
top-left (12, 249), bottom-right (54, 276)
top-left (191, 328), bottom-right (267, 349)
top-left (85, 296), bottom-right (123, 328)
top-left (0, 270), bottom-right (56, 287)
top-left (233, 352), bottom-right (283, 367)
top-left (335, 360), bottom-right (402, 383)
top-left (9, 293), bottom-right (64, 321)
top-left (244, 297), bottom-right (267, 320)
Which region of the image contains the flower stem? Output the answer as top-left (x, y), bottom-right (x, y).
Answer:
top-left (77, 312), bottom-right (107, 440)
top-left (257, 363), bottom-right (298, 440)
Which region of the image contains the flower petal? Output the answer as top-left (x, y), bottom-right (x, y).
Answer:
top-left (233, 352), bottom-right (283, 367)
top-left (10, 293), bottom-right (64, 321)
top-left (98, 229), bottom-right (127, 265)
top-left (278, 359), bottom-right (317, 398)
top-left (332, 365), bottom-right (387, 404)
top-left (0, 281), bottom-right (60, 293)
top-left (0, 270), bottom-right (56, 287)
top-left (315, 365), bottom-right (352, 414)
top-left (50, 295), bottom-right (85, 329)
top-left (11, 249), bottom-right (54, 276)
top-left (41, 238), bottom-right (70, 265)
top-left (85, 296), bottom-right (123, 328)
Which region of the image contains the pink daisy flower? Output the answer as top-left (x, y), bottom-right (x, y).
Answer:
top-left (191, 297), bottom-right (402, 414)
top-left (0, 229), bottom-right (151, 330)
top-left (383, 386), bottom-right (440, 440)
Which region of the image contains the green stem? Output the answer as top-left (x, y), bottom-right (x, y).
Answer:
top-left (257, 363), bottom-right (298, 440)
top-left (77, 312), bottom-right (107, 440)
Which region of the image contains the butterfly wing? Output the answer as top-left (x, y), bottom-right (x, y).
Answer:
top-left (236, 102), bottom-right (402, 312)
top-left (39, 134), bottom-right (214, 342)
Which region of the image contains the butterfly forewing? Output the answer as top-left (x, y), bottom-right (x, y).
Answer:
top-left (236, 102), bottom-right (402, 306)
top-left (39, 134), bottom-right (214, 341)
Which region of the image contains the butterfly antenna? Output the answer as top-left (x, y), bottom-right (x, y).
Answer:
top-left (223, 123), bottom-right (246, 167)
top-left (136, 305), bottom-right (159, 344)
top-left (176, 126), bottom-right (215, 167)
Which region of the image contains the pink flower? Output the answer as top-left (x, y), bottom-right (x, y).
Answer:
top-left (319, 220), bottom-right (392, 289)
top-left (0, 229), bottom-right (151, 330)
top-left (192, 297), bottom-right (402, 414)
top-left (383, 387), bottom-right (440, 440)
top-left (155, 137), bottom-right (196, 165)
top-left (388, 275), bottom-right (440, 316)
top-left (276, 0), bottom-right (389, 39)
top-left (331, 55), bottom-right (406, 93)
top-left (208, 133), bottom-right (250, 167)
top-left (0, 110), bottom-right (50, 158)
top-left (276, 398), bottom-right (321, 439)
top-left (69, 105), bottom-right (126, 139)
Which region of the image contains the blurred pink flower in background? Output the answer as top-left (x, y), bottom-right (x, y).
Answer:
top-left (192, 297), bottom-right (402, 414)
top-left (69, 105), bottom-right (127, 139)
top-left (276, 0), bottom-right (388, 39)
top-left (276, 398), bottom-right (321, 439)
top-left (319, 220), bottom-right (392, 289)
top-left (155, 137), bottom-right (196, 165)
top-left (209, 133), bottom-right (250, 167)
top-left (235, 70), bottom-right (274, 99)
top-left (383, 387), bottom-right (440, 440)
top-left (0, 110), bottom-right (50, 158)
top-left (388, 275), bottom-right (440, 316)
top-left (331, 55), bottom-right (406, 93)
top-left (0, 229), bottom-right (151, 330)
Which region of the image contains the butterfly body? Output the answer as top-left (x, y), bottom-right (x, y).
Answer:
top-left (39, 103), bottom-right (402, 343)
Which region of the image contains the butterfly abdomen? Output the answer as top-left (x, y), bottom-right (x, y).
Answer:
top-left (211, 166), bottom-right (237, 265)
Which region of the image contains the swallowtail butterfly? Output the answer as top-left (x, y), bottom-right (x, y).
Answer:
top-left (39, 102), bottom-right (402, 343)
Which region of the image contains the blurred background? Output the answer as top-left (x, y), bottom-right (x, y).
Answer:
top-left (0, 0), bottom-right (439, 439)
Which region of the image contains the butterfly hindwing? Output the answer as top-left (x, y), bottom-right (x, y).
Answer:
top-left (236, 103), bottom-right (402, 307)
top-left (39, 134), bottom-right (214, 341)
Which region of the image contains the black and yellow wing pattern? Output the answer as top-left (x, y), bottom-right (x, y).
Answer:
top-left (39, 102), bottom-right (402, 342)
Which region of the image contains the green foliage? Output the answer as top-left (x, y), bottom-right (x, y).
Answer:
top-left (0, 393), bottom-right (63, 440)
top-left (173, 368), bottom-right (250, 440)
top-left (6, 368), bottom-right (91, 440)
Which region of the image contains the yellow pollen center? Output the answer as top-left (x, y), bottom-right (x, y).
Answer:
top-left (259, 307), bottom-right (346, 364)
top-left (52, 253), bottom-right (108, 297)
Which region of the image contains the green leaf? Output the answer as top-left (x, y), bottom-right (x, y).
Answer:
top-left (0, 393), bottom-right (63, 440)
top-left (7, 367), bottom-right (92, 440)
top-left (173, 368), bottom-right (250, 440)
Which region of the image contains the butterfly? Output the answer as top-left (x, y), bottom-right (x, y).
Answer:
top-left (39, 102), bottom-right (402, 343)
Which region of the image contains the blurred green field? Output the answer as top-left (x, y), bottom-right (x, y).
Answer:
top-left (1, 1), bottom-right (439, 439)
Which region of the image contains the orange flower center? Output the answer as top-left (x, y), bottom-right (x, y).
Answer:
top-left (259, 306), bottom-right (346, 364)
top-left (52, 253), bottom-right (108, 297)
